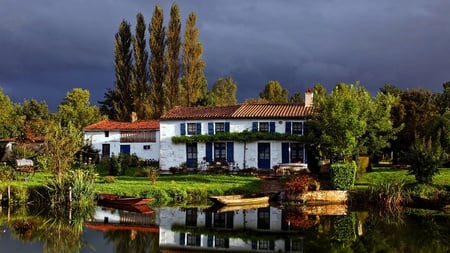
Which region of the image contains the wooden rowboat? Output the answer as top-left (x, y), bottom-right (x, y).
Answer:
top-left (208, 194), bottom-right (269, 206)
top-left (97, 193), bottom-right (152, 206)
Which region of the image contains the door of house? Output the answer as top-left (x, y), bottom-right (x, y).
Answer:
top-left (120, 145), bottom-right (131, 155)
top-left (186, 143), bottom-right (198, 168)
top-left (257, 142), bottom-right (270, 169)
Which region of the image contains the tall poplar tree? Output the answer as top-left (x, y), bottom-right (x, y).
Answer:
top-left (165, 3), bottom-right (182, 110)
top-left (132, 13), bottom-right (152, 119)
top-left (181, 12), bottom-right (206, 107)
top-left (100, 20), bottom-right (134, 121)
top-left (149, 5), bottom-right (166, 118)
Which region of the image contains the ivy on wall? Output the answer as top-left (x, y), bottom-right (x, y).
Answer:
top-left (171, 131), bottom-right (312, 144)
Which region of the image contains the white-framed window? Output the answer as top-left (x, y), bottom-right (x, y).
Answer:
top-left (215, 122), bottom-right (225, 133)
top-left (187, 123), bottom-right (198, 135)
top-left (292, 122), bottom-right (303, 135)
top-left (259, 122), bottom-right (269, 132)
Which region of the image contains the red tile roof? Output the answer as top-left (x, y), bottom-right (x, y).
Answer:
top-left (83, 119), bottom-right (159, 131)
top-left (160, 104), bottom-right (314, 120)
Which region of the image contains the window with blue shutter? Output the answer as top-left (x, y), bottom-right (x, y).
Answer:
top-left (180, 123), bottom-right (186, 135)
top-left (206, 142), bottom-right (213, 162)
top-left (252, 122), bottom-right (258, 132)
top-left (226, 142), bottom-right (234, 163)
top-left (282, 143), bottom-right (290, 163)
top-left (180, 233), bottom-right (185, 245)
top-left (226, 212), bottom-right (234, 228)
top-left (285, 121), bottom-right (291, 134)
top-left (225, 122), bottom-right (230, 133)
top-left (196, 123), bottom-right (201, 134)
top-left (208, 122), bottom-right (214, 135)
top-left (269, 122), bottom-right (275, 133)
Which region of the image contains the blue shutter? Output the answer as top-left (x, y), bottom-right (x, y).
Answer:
top-left (270, 122), bottom-right (276, 133)
top-left (282, 143), bottom-right (290, 163)
top-left (180, 123), bottom-right (186, 135)
top-left (196, 123), bottom-right (201, 134)
top-left (269, 240), bottom-right (275, 250)
top-left (252, 122), bottom-right (258, 132)
top-left (207, 235), bottom-right (213, 247)
top-left (225, 122), bottom-right (230, 133)
top-left (285, 121), bottom-right (291, 133)
top-left (208, 122), bottom-right (214, 135)
top-left (226, 142), bottom-right (234, 162)
top-left (206, 142), bottom-right (213, 162)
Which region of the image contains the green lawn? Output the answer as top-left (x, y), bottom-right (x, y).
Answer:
top-left (355, 167), bottom-right (450, 187)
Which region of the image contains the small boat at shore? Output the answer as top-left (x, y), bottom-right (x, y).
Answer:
top-left (97, 193), bottom-right (152, 206)
top-left (208, 194), bottom-right (269, 206)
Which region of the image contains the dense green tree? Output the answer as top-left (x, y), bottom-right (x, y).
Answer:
top-left (16, 99), bottom-right (51, 138)
top-left (196, 76), bottom-right (215, 106)
top-left (132, 12), bottom-right (152, 119)
top-left (181, 12), bottom-right (206, 107)
top-left (390, 88), bottom-right (439, 163)
top-left (379, 84), bottom-right (402, 97)
top-left (57, 88), bottom-right (103, 130)
top-left (0, 87), bottom-right (20, 139)
top-left (313, 83), bottom-right (371, 159)
top-left (312, 83), bottom-right (326, 102)
top-left (360, 92), bottom-right (402, 166)
top-left (436, 81), bottom-right (450, 113)
top-left (211, 77), bottom-right (237, 106)
top-left (259, 80), bottom-right (288, 103)
top-left (405, 135), bottom-right (447, 184)
top-left (149, 5), bottom-right (166, 118)
top-left (100, 20), bottom-right (134, 121)
top-left (165, 3), bottom-right (182, 110)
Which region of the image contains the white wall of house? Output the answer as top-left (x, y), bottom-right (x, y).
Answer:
top-left (159, 119), bottom-right (306, 171)
top-left (84, 130), bottom-right (160, 161)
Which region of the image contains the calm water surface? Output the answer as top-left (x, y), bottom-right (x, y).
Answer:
top-left (1, 203), bottom-right (449, 252)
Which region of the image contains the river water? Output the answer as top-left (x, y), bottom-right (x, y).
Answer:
top-left (1, 203), bottom-right (449, 252)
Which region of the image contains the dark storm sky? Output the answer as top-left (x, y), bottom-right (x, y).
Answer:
top-left (1, 0), bottom-right (450, 110)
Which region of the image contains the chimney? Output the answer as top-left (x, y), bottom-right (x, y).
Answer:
top-left (131, 112), bottom-right (138, 122)
top-left (305, 89), bottom-right (314, 107)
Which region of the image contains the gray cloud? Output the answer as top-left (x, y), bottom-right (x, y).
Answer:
top-left (1, 0), bottom-right (450, 110)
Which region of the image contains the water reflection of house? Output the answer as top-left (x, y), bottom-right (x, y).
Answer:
top-left (157, 206), bottom-right (306, 252)
top-left (87, 207), bottom-right (158, 233)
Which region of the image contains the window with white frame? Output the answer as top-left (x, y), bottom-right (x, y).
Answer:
top-left (215, 122), bottom-right (225, 133)
top-left (187, 123), bottom-right (198, 135)
top-left (259, 122), bottom-right (269, 132)
top-left (214, 142), bottom-right (226, 160)
top-left (292, 122), bottom-right (303, 135)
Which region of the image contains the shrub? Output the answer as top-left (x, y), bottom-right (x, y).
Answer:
top-left (368, 180), bottom-right (410, 212)
top-left (285, 173), bottom-right (320, 194)
top-left (330, 161), bottom-right (357, 190)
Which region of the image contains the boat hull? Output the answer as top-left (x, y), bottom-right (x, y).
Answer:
top-left (97, 194), bottom-right (152, 206)
top-left (208, 194), bottom-right (269, 206)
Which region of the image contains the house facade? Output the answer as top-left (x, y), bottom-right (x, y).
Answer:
top-left (159, 92), bottom-right (314, 171)
top-left (83, 119), bottom-right (160, 162)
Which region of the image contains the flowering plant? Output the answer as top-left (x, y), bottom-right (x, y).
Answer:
top-left (285, 174), bottom-right (320, 194)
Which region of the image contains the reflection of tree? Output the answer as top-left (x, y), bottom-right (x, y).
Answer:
top-left (104, 229), bottom-right (159, 253)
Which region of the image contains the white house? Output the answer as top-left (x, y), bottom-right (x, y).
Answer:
top-left (83, 118), bottom-right (160, 162)
top-left (159, 91), bottom-right (314, 171)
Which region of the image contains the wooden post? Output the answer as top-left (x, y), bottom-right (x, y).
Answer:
top-left (69, 186), bottom-right (72, 204)
top-left (7, 185), bottom-right (10, 206)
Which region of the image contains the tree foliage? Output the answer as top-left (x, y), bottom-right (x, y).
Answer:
top-left (0, 87), bottom-right (20, 139)
top-left (57, 88), bottom-right (103, 130)
top-left (16, 98), bottom-right (51, 138)
top-left (132, 12), bottom-right (152, 119)
top-left (313, 83), bottom-right (372, 159)
top-left (43, 121), bottom-right (84, 184)
top-left (259, 80), bottom-right (288, 103)
top-left (165, 3), bottom-right (182, 111)
top-left (405, 135), bottom-right (447, 184)
top-left (181, 12), bottom-right (206, 107)
top-left (149, 5), bottom-right (166, 118)
top-left (211, 77), bottom-right (237, 106)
